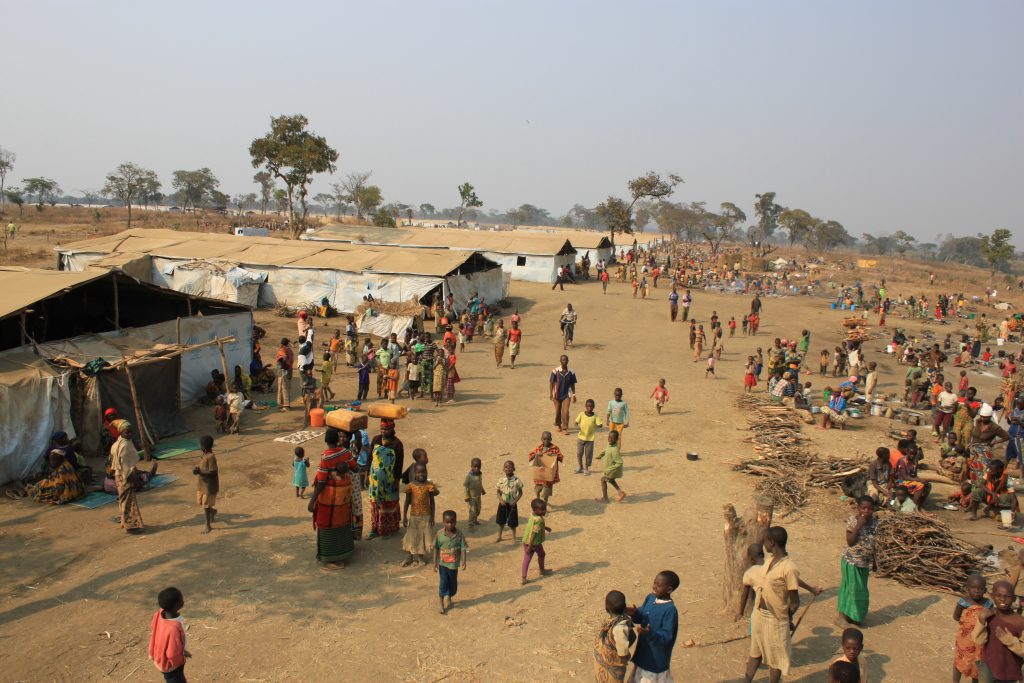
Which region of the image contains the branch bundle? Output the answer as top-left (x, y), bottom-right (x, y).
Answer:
top-left (874, 513), bottom-right (987, 593)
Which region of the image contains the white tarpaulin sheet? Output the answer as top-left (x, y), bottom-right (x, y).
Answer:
top-left (446, 267), bottom-right (507, 307)
top-left (0, 357), bottom-right (76, 484)
top-left (355, 312), bottom-right (417, 338)
top-left (257, 266), bottom-right (444, 313)
top-left (149, 258), bottom-right (264, 308)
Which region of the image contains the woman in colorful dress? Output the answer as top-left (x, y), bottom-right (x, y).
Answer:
top-left (110, 420), bottom-right (144, 533)
top-left (366, 432), bottom-right (400, 538)
top-left (431, 349), bottom-right (447, 407)
top-left (493, 319), bottom-right (507, 368)
top-left (308, 457), bottom-right (355, 570)
top-left (837, 496), bottom-right (878, 626)
top-left (445, 350), bottom-right (460, 404)
top-left (28, 450), bottom-right (85, 505)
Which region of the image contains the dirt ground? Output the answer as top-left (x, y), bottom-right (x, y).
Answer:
top-left (0, 269), bottom-right (1019, 682)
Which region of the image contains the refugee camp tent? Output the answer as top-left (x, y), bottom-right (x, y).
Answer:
top-left (305, 224), bottom-right (577, 283)
top-left (0, 267), bottom-right (252, 480)
top-left (56, 228), bottom-right (507, 311)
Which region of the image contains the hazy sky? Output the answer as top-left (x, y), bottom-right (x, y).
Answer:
top-left (3, 1), bottom-right (1021, 244)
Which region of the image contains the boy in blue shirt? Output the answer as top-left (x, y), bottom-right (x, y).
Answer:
top-left (627, 570), bottom-right (680, 681)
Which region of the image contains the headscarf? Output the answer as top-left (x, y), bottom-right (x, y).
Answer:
top-left (380, 419), bottom-right (395, 431)
top-left (112, 419), bottom-right (132, 435)
top-left (103, 408), bottom-right (119, 421)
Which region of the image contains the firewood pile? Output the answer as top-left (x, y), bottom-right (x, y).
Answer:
top-left (733, 395), bottom-right (867, 508)
top-left (874, 513), bottom-right (988, 593)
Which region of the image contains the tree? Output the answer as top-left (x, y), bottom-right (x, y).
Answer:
top-left (23, 177), bottom-right (61, 208)
top-left (349, 185), bottom-right (383, 220)
top-left (405, 207), bottom-right (413, 225)
top-left (313, 193), bottom-right (335, 216)
top-left (209, 190), bottom-right (230, 209)
top-left (703, 202), bottom-right (746, 256)
top-left (0, 146), bottom-right (14, 211)
top-left (139, 171), bottom-right (162, 209)
top-left (4, 187), bottom-right (24, 217)
top-left (253, 171), bottom-right (274, 214)
top-left (456, 182), bottom-right (483, 226)
top-left (336, 172), bottom-right (375, 219)
top-left (810, 220), bottom-right (853, 252)
top-left (103, 163), bottom-right (153, 229)
top-left (595, 196), bottom-right (632, 247)
top-left (892, 230), bottom-right (916, 258)
top-left (234, 193), bottom-right (257, 215)
top-left (980, 228), bottom-right (1015, 278)
top-left (601, 172), bottom-right (683, 249)
top-left (567, 204), bottom-right (597, 228)
top-left (373, 205), bottom-right (397, 228)
top-left (273, 188), bottom-right (290, 214)
top-left (938, 236), bottom-right (985, 266)
top-left (171, 168), bottom-right (219, 211)
top-left (249, 114), bottom-right (339, 238)
top-left (79, 190), bottom-right (101, 206)
top-left (752, 192), bottom-right (782, 254)
top-left (778, 208), bottom-right (815, 247)
top-left (419, 203), bottom-right (435, 217)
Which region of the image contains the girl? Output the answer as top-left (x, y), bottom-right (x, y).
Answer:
top-left (432, 349), bottom-right (446, 407)
top-left (593, 590), bottom-right (635, 683)
top-left (953, 574), bottom-right (992, 683)
top-left (400, 463), bottom-right (438, 567)
top-left (692, 324), bottom-right (706, 362)
top-left (445, 350), bottom-right (459, 404)
top-left (744, 356), bottom-right (757, 393)
top-left (292, 446), bottom-right (309, 498)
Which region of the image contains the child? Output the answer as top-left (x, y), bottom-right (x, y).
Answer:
top-left (329, 329), bottom-right (342, 369)
top-left (406, 357), bottom-right (421, 402)
top-left (521, 497), bottom-right (552, 584)
top-left (226, 382), bottom-right (244, 434)
top-left (693, 324), bottom-right (706, 361)
top-left (953, 574), bottom-right (992, 683)
top-left (400, 463), bottom-right (438, 567)
top-left (386, 361), bottom-right (399, 403)
top-left (828, 660), bottom-right (861, 683)
top-left (595, 430), bottom-right (625, 503)
top-left (650, 379), bottom-right (669, 415)
top-left (688, 320), bottom-right (697, 349)
top-left (193, 435), bottom-right (219, 533)
top-left (575, 398), bottom-right (603, 474)
top-left (982, 348), bottom-right (993, 366)
top-left (820, 349), bottom-right (830, 377)
top-left (301, 375), bottom-right (319, 428)
top-left (463, 458), bottom-right (485, 526)
top-left (320, 352), bottom-right (335, 401)
top-left (741, 314), bottom-right (749, 335)
top-left (864, 362), bottom-right (878, 403)
top-left (433, 509), bottom-right (468, 614)
top-left (958, 370), bottom-right (970, 394)
top-left (402, 448), bottom-right (429, 485)
top-left (744, 356), bottom-right (757, 393)
top-left (356, 354), bottom-right (372, 401)
top-left (705, 355), bottom-right (716, 378)
top-left (974, 580), bottom-right (1024, 683)
top-left (894, 485), bottom-right (918, 513)
top-left (606, 388), bottom-right (630, 448)
top-left (832, 628), bottom-right (866, 683)
top-left (737, 542), bottom-right (765, 623)
top-left (728, 316), bottom-right (737, 337)
top-left (754, 348), bottom-right (764, 379)
top-left (496, 460), bottom-right (524, 542)
top-left (627, 570), bottom-right (680, 682)
top-left (213, 395), bottom-right (228, 433)
top-left (292, 446), bottom-right (310, 498)
top-left (149, 587), bottom-right (190, 681)
top-left (593, 590), bottom-right (636, 682)
top-left (457, 320), bottom-right (467, 352)
top-left (344, 335), bottom-right (356, 367)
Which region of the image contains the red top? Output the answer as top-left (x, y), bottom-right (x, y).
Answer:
top-left (508, 328), bottom-right (522, 343)
top-left (315, 447), bottom-right (356, 482)
top-left (148, 610), bottom-right (185, 673)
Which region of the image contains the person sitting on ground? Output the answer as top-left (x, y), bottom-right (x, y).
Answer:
top-left (26, 449), bottom-right (85, 505)
top-left (204, 370), bottom-right (226, 404)
top-left (969, 459), bottom-right (1019, 523)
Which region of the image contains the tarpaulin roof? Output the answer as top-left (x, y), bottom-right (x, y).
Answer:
top-left (308, 224), bottom-right (577, 256)
top-left (0, 266), bottom-right (108, 321)
top-left (57, 228), bottom-right (498, 277)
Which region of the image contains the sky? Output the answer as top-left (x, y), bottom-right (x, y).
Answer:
top-left (2, 0), bottom-right (1021, 244)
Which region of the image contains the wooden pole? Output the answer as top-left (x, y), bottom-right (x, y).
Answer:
top-left (216, 339), bottom-right (230, 385)
top-left (186, 296), bottom-right (192, 317)
top-left (19, 311), bottom-right (26, 346)
top-left (113, 276), bottom-right (120, 331)
top-left (722, 496), bottom-right (774, 612)
top-left (176, 317), bottom-right (181, 345)
top-left (124, 360), bottom-right (152, 460)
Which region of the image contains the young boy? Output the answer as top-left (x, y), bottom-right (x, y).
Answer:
top-left (356, 353), bottom-right (372, 401)
top-left (574, 398), bottom-right (603, 475)
top-left (741, 314), bottom-right (749, 335)
top-left (148, 587), bottom-right (190, 681)
top-left (496, 460), bottom-right (524, 542)
top-left (226, 382), bottom-right (244, 434)
top-left (650, 379), bottom-right (669, 415)
top-left (828, 660), bottom-right (861, 683)
top-left (705, 355), bottom-right (717, 378)
top-left (213, 395), bottom-right (228, 433)
top-left (193, 435), bottom-right (219, 534)
top-left (406, 357), bottom-right (421, 401)
top-left (606, 388), bottom-right (630, 448)
top-left (521, 498), bottom-right (552, 584)
top-left (593, 590), bottom-right (636, 682)
top-left (627, 570), bottom-right (680, 682)
top-left (832, 627), bottom-right (866, 683)
top-left (320, 352), bottom-right (335, 401)
top-left (433, 509), bottom-right (468, 614)
top-left (820, 349), bottom-right (831, 377)
top-left (974, 580), bottom-right (1024, 682)
top-left (463, 458), bottom-right (485, 526)
top-left (728, 316), bottom-right (737, 337)
top-left (595, 430), bottom-right (625, 503)
top-left (401, 463), bottom-right (438, 567)
top-left (894, 485), bottom-right (918, 513)
top-left (401, 448), bottom-right (429, 485)
top-left (329, 329), bottom-right (342, 369)
top-left (301, 375), bottom-right (319, 428)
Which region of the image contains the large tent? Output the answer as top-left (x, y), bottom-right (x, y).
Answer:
top-left (0, 267), bottom-right (252, 483)
top-left (56, 228), bottom-right (507, 312)
top-left (305, 224), bottom-right (578, 284)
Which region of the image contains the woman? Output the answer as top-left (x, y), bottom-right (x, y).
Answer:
top-left (969, 460), bottom-right (1018, 522)
top-left (445, 350), bottom-right (460, 404)
top-left (366, 431), bottom-right (400, 539)
top-left (493, 319), bottom-right (507, 368)
top-left (308, 458), bottom-right (355, 570)
top-left (968, 404), bottom-right (1010, 481)
top-left (28, 449), bottom-right (85, 505)
top-left (837, 495), bottom-right (878, 626)
top-left (110, 420), bottom-right (144, 533)
top-left (821, 389), bottom-right (850, 430)
top-left (232, 365), bottom-right (252, 399)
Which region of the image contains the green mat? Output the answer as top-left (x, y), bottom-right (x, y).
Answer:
top-left (154, 438), bottom-right (200, 460)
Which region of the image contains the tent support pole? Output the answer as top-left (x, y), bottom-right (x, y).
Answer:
top-left (124, 361), bottom-right (152, 461)
top-left (113, 277), bottom-right (120, 331)
top-left (186, 297), bottom-right (192, 317)
top-left (176, 317), bottom-right (181, 345)
top-left (19, 311), bottom-right (26, 346)
top-left (216, 340), bottom-right (229, 384)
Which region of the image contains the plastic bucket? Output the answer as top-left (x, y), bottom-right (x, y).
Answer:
top-left (851, 304), bottom-right (856, 311)
top-left (840, 303), bottom-right (847, 310)
top-left (1001, 509), bottom-right (1014, 527)
top-left (831, 303), bottom-right (837, 310)
top-left (309, 408), bottom-right (325, 428)
top-left (968, 313), bottom-right (975, 320)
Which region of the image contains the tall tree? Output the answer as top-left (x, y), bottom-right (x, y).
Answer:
top-left (601, 172), bottom-right (682, 250)
top-left (171, 168), bottom-right (219, 210)
top-left (337, 172), bottom-right (373, 219)
top-left (313, 193), bottom-right (335, 216)
top-left (778, 208), bottom-right (814, 247)
top-left (249, 114), bottom-right (338, 238)
top-left (0, 146), bottom-right (14, 211)
top-left (419, 203), bottom-right (435, 217)
top-left (980, 228), bottom-right (1015, 279)
top-left (103, 163), bottom-right (153, 229)
top-left (23, 177), bottom-right (61, 207)
top-left (703, 202), bottom-right (746, 256)
top-left (456, 182), bottom-right (483, 226)
top-left (595, 196), bottom-right (632, 247)
top-left (139, 171), bottom-right (162, 209)
top-left (234, 193), bottom-right (257, 215)
top-left (4, 187), bottom-right (24, 217)
top-left (891, 230), bottom-right (916, 258)
top-left (810, 220), bottom-right (853, 251)
top-left (273, 188), bottom-right (290, 214)
top-left (253, 171), bottom-right (274, 214)
top-left (752, 192), bottom-right (782, 254)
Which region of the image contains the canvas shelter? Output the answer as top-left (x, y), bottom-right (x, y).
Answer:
top-left (56, 228), bottom-right (507, 312)
top-left (306, 224), bottom-right (578, 283)
top-left (0, 267), bottom-right (252, 483)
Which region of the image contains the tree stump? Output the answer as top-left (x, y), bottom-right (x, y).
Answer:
top-left (722, 496), bottom-right (774, 612)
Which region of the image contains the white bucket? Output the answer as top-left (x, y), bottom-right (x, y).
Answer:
top-left (997, 338), bottom-right (1005, 346)
top-left (870, 403), bottom-right (884, 416)
top-left (886, 344), bottom-right (894, 354)
top-left (1001, 509), bottom-right (1015, 527)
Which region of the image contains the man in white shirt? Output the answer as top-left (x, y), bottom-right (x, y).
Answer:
top-left (934, 381), bottom-right (959, 436)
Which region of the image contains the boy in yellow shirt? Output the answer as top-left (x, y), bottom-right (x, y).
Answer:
top-left (574, 398), bottom-right (603, 476)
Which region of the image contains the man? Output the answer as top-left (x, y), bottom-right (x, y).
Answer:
top-left (508, 319), bottom-right (523, 369)
top-left (668, 286), bottom-right (679, 322)
top-left (560, 304), bottom-right (578, 345)
top-left (276, 337), bottom-right (294, 411)
top-left (681, 289), bottom-right (692, 321)
top-left (750, 293), bottom-right (763, 317)
top-left (551, 265), bottom-right (565, 291)
top-left (549, 354), bottom-right (577, 434)
top-left (744, 526), bottom-right (804, 683)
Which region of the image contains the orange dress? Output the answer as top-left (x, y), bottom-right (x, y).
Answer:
top-left (954, 600), bottom-right (993, 678)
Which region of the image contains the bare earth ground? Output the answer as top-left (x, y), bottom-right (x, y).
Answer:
top-left (0, 269), bottom-right (1018, 682)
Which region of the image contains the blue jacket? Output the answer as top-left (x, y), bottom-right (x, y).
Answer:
top-left (632, 594), bottom-right (678, 674)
